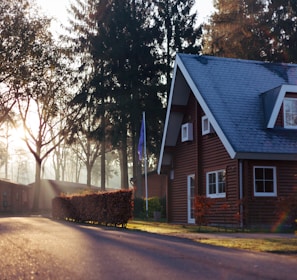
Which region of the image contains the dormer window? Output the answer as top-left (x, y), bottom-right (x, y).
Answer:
top-left (283, 98), bottom-right (297, 129)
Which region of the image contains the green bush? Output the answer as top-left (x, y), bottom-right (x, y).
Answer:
top-left (147, 197), bottom-right (162, 218)
top-left (159, 196), bottom-right (166, 218)
top-left (132, 196), bottom-right (166, 219)
top-left (133, 197), bottom-right (145, 218)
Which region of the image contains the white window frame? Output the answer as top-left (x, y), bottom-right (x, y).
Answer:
top-left (253, 166), bottom-right (277, 197)
top-left (283, 98), bottom-right (297, 129)
top-left (187, 174), bottom-right (195, 224)
top-left (201, 115), bottom-right (210, 135)
top-left (206, 170), bottom-right (226, 198)
top-left (181, 122), bottom-right (193, 142)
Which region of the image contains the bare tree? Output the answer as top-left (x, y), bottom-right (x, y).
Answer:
top-left (15, 45), bottom-right (74, 210)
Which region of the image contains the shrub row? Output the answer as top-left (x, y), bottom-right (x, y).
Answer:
top-left (52, 190), bottom-right (133, 226)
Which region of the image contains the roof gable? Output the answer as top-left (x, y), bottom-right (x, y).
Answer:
top-left (263, 85), bottom-right (297, 128)
top-left (158, 54), bottom-right (297, 173)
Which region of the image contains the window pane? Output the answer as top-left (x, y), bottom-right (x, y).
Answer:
top-left (265, 181), bottom-right (274, 192)
top-left (284, 99), bottom-right (297, 127)
top-left (209, 183), bottom-right (216, 194)
top-left (218, 182), bottom-right (225, 193)
top-left (191, 187), bottom-right (195, 197)
top-left (218, 171), bottom-right (225, 183)
top-left (208, 173), bottom-right (215, 194)
top-left (255, 168), bottom-right (263, 179)
top-left (218, 171), bottom-right (225, 193)
top-left (191, 197), bottom-right (194, 217)
top-left (264, 168), bottom-right (273, 180)
top-left (255, 181), bottom-right (264, 192)
top-left (208, 173), bottom-right (215, 184)
top-left (293, 100), bottom-right (297, 125)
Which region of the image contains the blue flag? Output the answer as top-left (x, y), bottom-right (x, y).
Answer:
top-left (138, 117), bottom-right (145, 161)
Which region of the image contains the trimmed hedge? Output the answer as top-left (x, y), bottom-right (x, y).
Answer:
top-left (52, 190), bottom-right (133, 226)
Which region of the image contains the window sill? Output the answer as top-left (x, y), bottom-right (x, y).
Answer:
top-left (207, 194), bottom-right (226, 199)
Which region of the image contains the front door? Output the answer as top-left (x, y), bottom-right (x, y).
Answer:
top-left (187, 174), bottom-right (195, 224)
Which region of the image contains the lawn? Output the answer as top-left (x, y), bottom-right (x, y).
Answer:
top-left (126, 220), bottom-right (297, 256)
top-left (196, 237), bottom-right (297, 255)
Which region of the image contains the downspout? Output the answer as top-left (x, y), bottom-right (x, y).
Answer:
top-left (239, 160), bottom-right (243, 228)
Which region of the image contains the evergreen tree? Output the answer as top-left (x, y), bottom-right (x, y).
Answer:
top-left (153, 0), bottom-right (202, 100)
top-left (65, 0), bottom-right (164, 190)
top-left (261, 0), bottom-right (297, 63)
top-left (203, 0), bottom-right (297, 63)
top-left (64, 0), bottom-right (111, 190)
top-left (202, 0), bottom-right (266, 60)
top-left (91, 0), bottom-right (164, 189)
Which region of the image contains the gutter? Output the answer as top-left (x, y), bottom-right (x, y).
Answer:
top-left (239, 160), bottom-right (243, 228)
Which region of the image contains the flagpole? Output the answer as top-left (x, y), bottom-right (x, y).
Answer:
top-left (143, 111), bottom-right (148, 218)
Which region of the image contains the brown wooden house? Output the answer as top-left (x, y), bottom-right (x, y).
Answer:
top-left (158, 54), bottom-right (297, 229)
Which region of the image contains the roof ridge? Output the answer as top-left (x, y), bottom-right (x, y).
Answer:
top-left (177, 53), bottom-right (297, 67)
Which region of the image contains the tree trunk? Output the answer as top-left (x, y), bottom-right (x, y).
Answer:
top-left (120, 134), bottom-right (129, 189)
top-left (32, 154), bottom-right (42, 212)
top-left (101, 142), bottom-right (106, 191)
top-left (75, 154), bottom-right (80, 183)
top-left (133, 129), bottom-right (143, 197)
top-left (136, 161), bottom-right (143, 198)
top-left (86, 163), bottom-right (92, 187)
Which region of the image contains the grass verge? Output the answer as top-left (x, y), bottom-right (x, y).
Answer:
top-left (196, 238), bottom-right (297, 255)
top-left (127, 220), bottom-right (297, 256)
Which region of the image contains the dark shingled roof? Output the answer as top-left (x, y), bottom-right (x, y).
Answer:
top-left (158, 54), bottom-right (297, 171)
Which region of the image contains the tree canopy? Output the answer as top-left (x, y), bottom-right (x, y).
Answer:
top-left (202, 0), bottom-right (297, 63)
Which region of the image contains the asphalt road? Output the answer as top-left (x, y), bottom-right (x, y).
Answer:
top-left (0, 217), bottom-right (296, 280)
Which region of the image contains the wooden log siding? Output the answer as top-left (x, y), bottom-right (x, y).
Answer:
top-left (244, 160), bottom-right (297, 228)
top-left (168, 94), bottom-right (198, 223)
top-left (168, 94), bottom-right (241, 225)
top-left (200, 131), bottom-right (239, 226)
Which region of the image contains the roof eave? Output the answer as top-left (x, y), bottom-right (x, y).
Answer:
top-left (235, 152), bottom-right (297, 161)
top-left (157, 56), bottom-right (181, 174)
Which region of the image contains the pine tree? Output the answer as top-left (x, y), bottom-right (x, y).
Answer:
top-left (65, 0), bottom-right (164, 190)
top-left (153, 0), bottom-right (202, 100)
top-left (202, 0), bottom-right (266, 60)
top-left (261, 0), bottom-right (297, 63)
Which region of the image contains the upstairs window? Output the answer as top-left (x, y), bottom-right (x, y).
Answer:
top-left (284, 98), bottom-right (297, 128)
top-left (201, 115), bottom-right (214, 135)
top-left (253, 166), bottom-right (277, 197)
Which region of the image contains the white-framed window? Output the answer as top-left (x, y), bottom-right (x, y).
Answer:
top-left (206, 170), bottom-right (226, 198)
top-left (253, 166), bottom-right (277, 197)
top-left (202, 115), bottom-right (214, 135)
top-left (284, 98), bottom-right (297, 129)
top-left (181, 122), bottom-right (193, 142)
top-left (201, 115), bottom-right (210, 135)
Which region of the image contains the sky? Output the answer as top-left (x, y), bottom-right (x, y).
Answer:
top-left (35, 0), bottom-right (215, 35)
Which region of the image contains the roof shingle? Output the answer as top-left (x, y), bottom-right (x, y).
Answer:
top-left (176, 54), bottom-right (297, 158)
